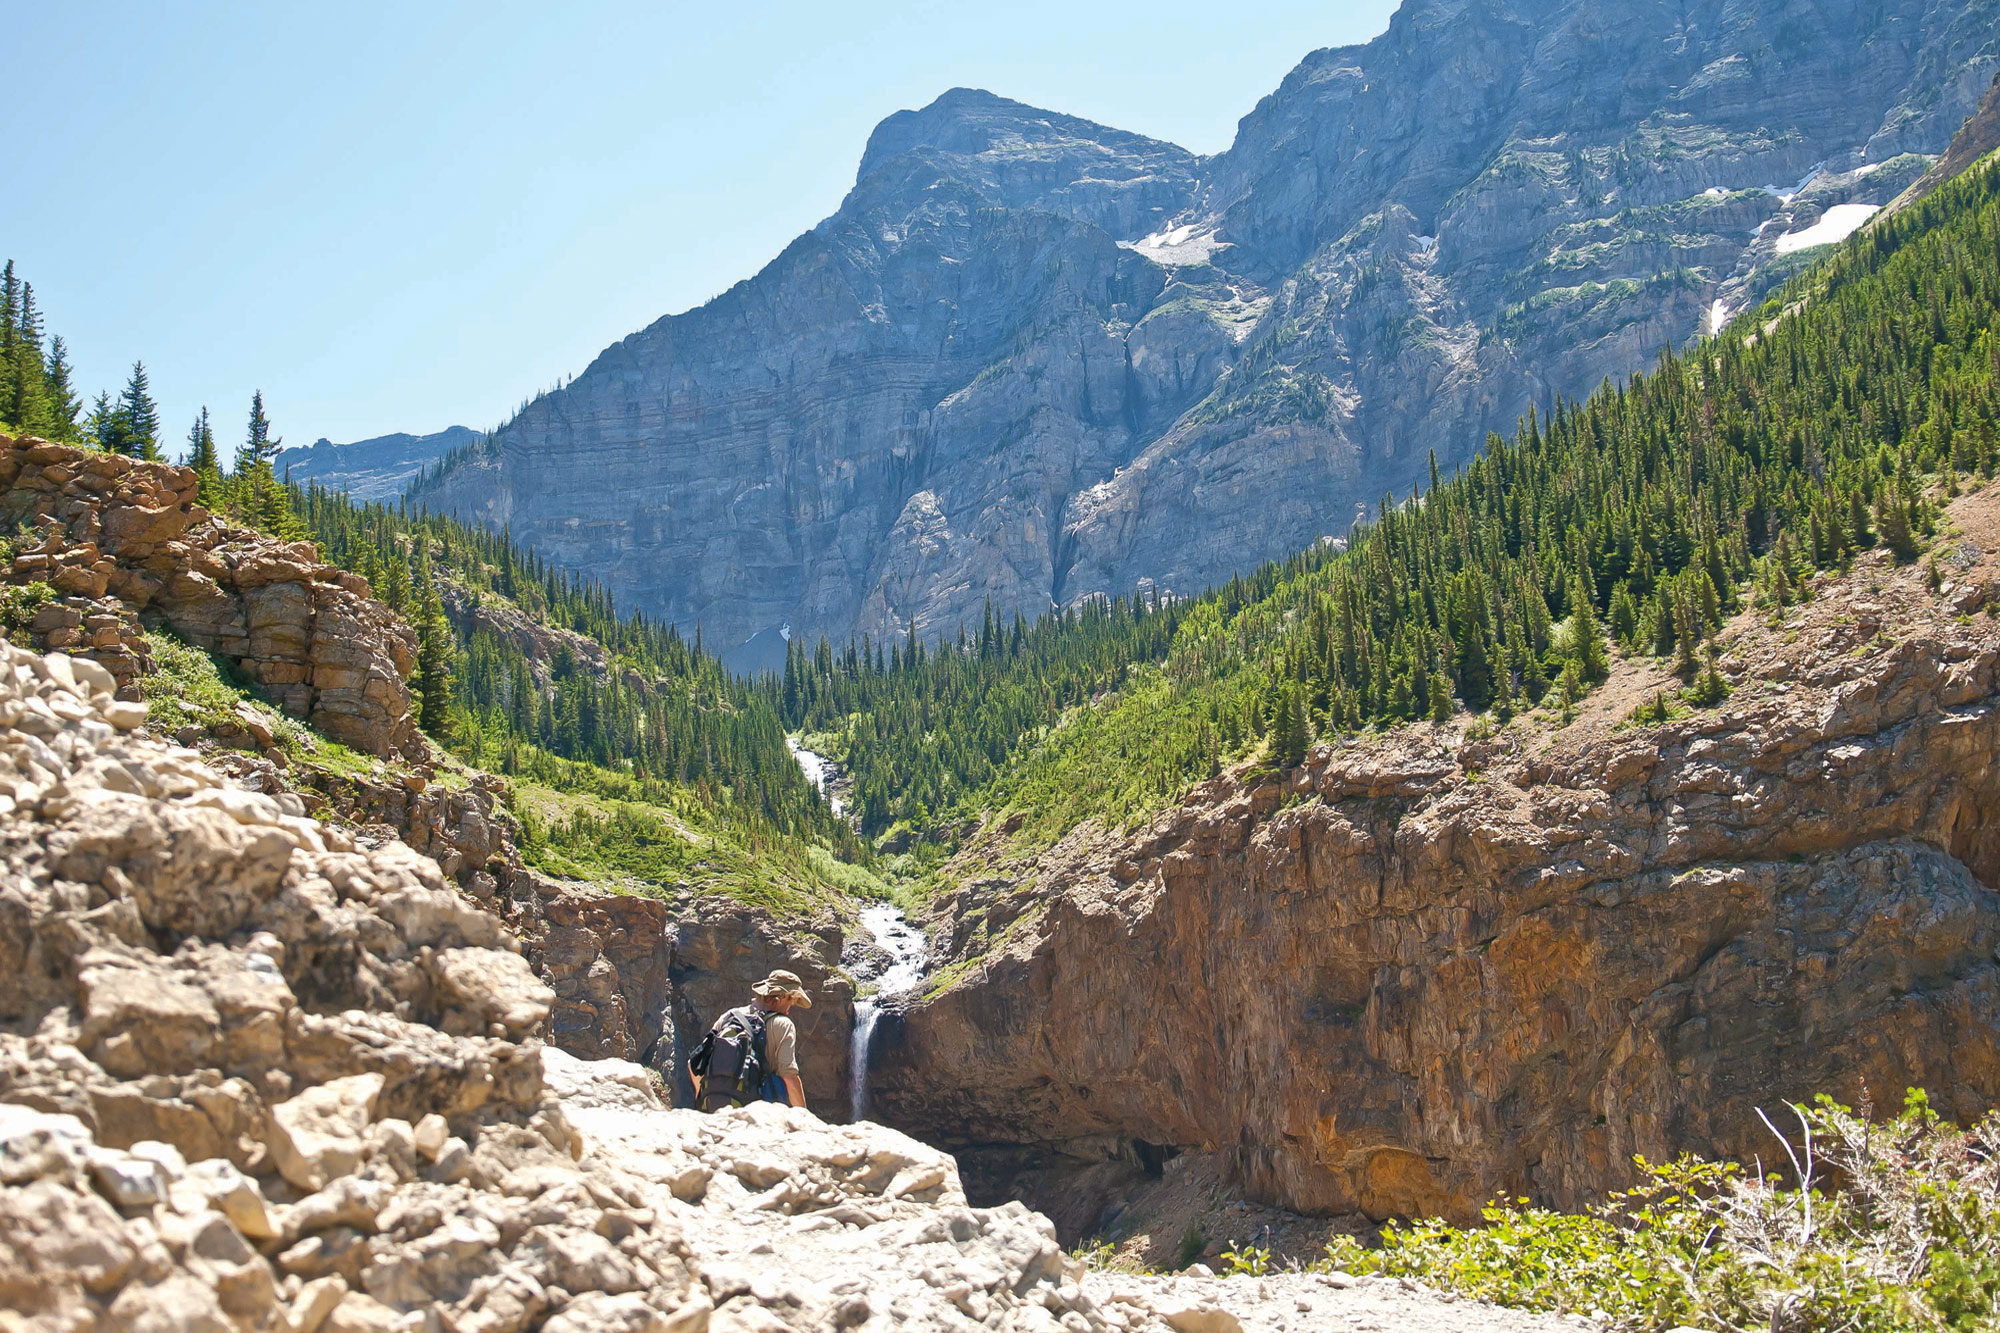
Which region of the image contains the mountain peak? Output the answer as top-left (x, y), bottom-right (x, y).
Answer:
top-left (856, 87), bottom-right (1190, 184)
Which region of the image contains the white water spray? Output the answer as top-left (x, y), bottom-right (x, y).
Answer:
top-left (848, 902), bottom-right (928, 1123)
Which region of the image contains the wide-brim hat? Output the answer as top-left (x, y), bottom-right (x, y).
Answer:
top-left (752, 969), bottom-right (813, 1008)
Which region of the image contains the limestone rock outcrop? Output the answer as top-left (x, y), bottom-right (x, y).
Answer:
top-left (0, 434), bottom-right (421, 759)
top-left (874, 503), bottom-right (2000, 1225)
top-left (418, 0), bottom-right (1998, 668)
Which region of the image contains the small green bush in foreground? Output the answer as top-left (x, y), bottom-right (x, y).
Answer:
top-left (1324, 1092), bottom-right (2000, 1332)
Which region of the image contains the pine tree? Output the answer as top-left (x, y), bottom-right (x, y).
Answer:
top-left (1271, 684), bottom-right (1308, 767)
top-left (8, 282), bottom-right (47, 431)
top-left (239, 390), bottom-right (280, 473)
top-left (1875, 485), bottom-right (1918, 560)
top-left (415, 579), bottom-right (456, 737)
top-left (1427, 672), bottom-right (1453, 723)
top-left (1569, 574), bottom-right (1608, 682)
top-left (1848, 487), bottom-right (1875, 548)
top-left (1449, 576), bottom-right (1495, 711)
top-left (115, 362), bottom-right (161, 459)
top-left (85, 391), bottom-right (117, 452)
top-left (1609, 585), bottom-right (1639, 649)
top-left (0, 262), bottom-right (18, 421)
top-left (1687, 642), bottom-right (1732, 707)
top-left (187, 408), bottom-right (218, 474)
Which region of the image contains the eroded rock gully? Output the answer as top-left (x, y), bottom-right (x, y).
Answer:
top-left (0, 644), bottom-right (1214, 1331)
top-left (875, 510), bottom-right (2000, 1227)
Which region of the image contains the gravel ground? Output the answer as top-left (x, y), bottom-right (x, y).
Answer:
top-left (1083, 1269), bottom-right (1597, 1333)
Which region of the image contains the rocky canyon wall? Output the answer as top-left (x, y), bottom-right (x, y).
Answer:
top-left (872, 509), bottom-right (2000, 1224)
top-left (516, 885), bottom-right (857, 1117)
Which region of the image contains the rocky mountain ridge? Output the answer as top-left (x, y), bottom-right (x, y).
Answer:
top-left (864, 483), bottom-right (2000, 1233)
top-left (419, 0), bottom-right (1998, 668)
top-left (274, 427), bottom-right (482, 503)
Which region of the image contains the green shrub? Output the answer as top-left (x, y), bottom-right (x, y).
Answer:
top-left (1219, 1240), bottom-right (1271, 1277)
top-left (1176, 1223), bottom-right (1210, 1270)
top-left (1321, 1092), bottom-right (2000, 1332)
top-left (0, 580), bottom-right (54, 643)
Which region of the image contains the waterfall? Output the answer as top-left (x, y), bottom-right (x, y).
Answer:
top-left (786, 738), bottom-right (926, 1121)
top-left (848, 902), bottom-right (928, 1123)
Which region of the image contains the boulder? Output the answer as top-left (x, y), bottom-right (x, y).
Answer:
top-left (268, 1074), bottom-right (384, 1191)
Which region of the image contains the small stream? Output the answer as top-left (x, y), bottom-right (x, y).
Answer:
top-left (785, 737), bottom-right (846, 816)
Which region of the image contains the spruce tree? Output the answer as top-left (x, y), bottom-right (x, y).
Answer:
top-left (1271, 684), bottom-right (1308, 767)
top-left (1874, 486), bottom-right (1918, 560)
top-left (1609, 585), bottom-right (1639, 649)
top-left (85, 391), bottom-right (117, 452)
top-left (187, 407), bottom-right (219, 475)
top-left (116, 362), bottom-right (161, 459)
top-left (414, 573), bottom-right (455, 737)
top-left (1569, 574), bottom-right (1608, 682)
top-left (1449, 577), bottom-right (1495, 711)
top-left (0, 262), bottom-right (17, 419)
top-left (1848, 488), bottom-right (1875, 548)
top-left (8, 282), bottom-right (47, 431)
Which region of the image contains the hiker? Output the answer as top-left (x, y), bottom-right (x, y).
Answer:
top-left (688, 969), bottom-right (812, 1111)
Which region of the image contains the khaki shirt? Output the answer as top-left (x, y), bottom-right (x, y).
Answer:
top-left (761, 1010), bottom-right (799, 1077)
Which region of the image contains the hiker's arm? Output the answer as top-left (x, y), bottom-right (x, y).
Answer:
top-left (687, 1062), bottom-right (702, 1097)
top-left (781, 1072), bottom-right (805, 1109)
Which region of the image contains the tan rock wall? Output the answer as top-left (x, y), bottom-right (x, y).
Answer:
top-left (0, 434), bottom-right (421, 759)
top-left (877, 552), bottom-right (2000, 1222)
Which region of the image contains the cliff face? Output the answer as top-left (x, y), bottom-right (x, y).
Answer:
top-left (421, 0), bottom-right (1998, 668)
top-left (869, 490), bottom-right (2000, 1225)
top-left (520, 885), bottom-right (858, 1118)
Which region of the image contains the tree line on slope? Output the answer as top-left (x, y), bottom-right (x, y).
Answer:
top-left (290, 483), bottom-right (856, 855)
top-left (774, 153), bottom-right (2000, 842)
top-left (771, 597), bottom-right (1189, 835)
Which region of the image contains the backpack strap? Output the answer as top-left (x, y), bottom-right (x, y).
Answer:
top-left (727, 1005), bottom-right (770, 1068)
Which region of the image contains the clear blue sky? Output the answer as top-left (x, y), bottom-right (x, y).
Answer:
top-left (7, 1), bottom-right (1398, 454)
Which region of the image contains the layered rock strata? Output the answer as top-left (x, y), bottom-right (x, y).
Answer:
top-left (875, 504), bottom-right (2000, 1224)
top-left (0, 434), bottom-right (420, 759)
